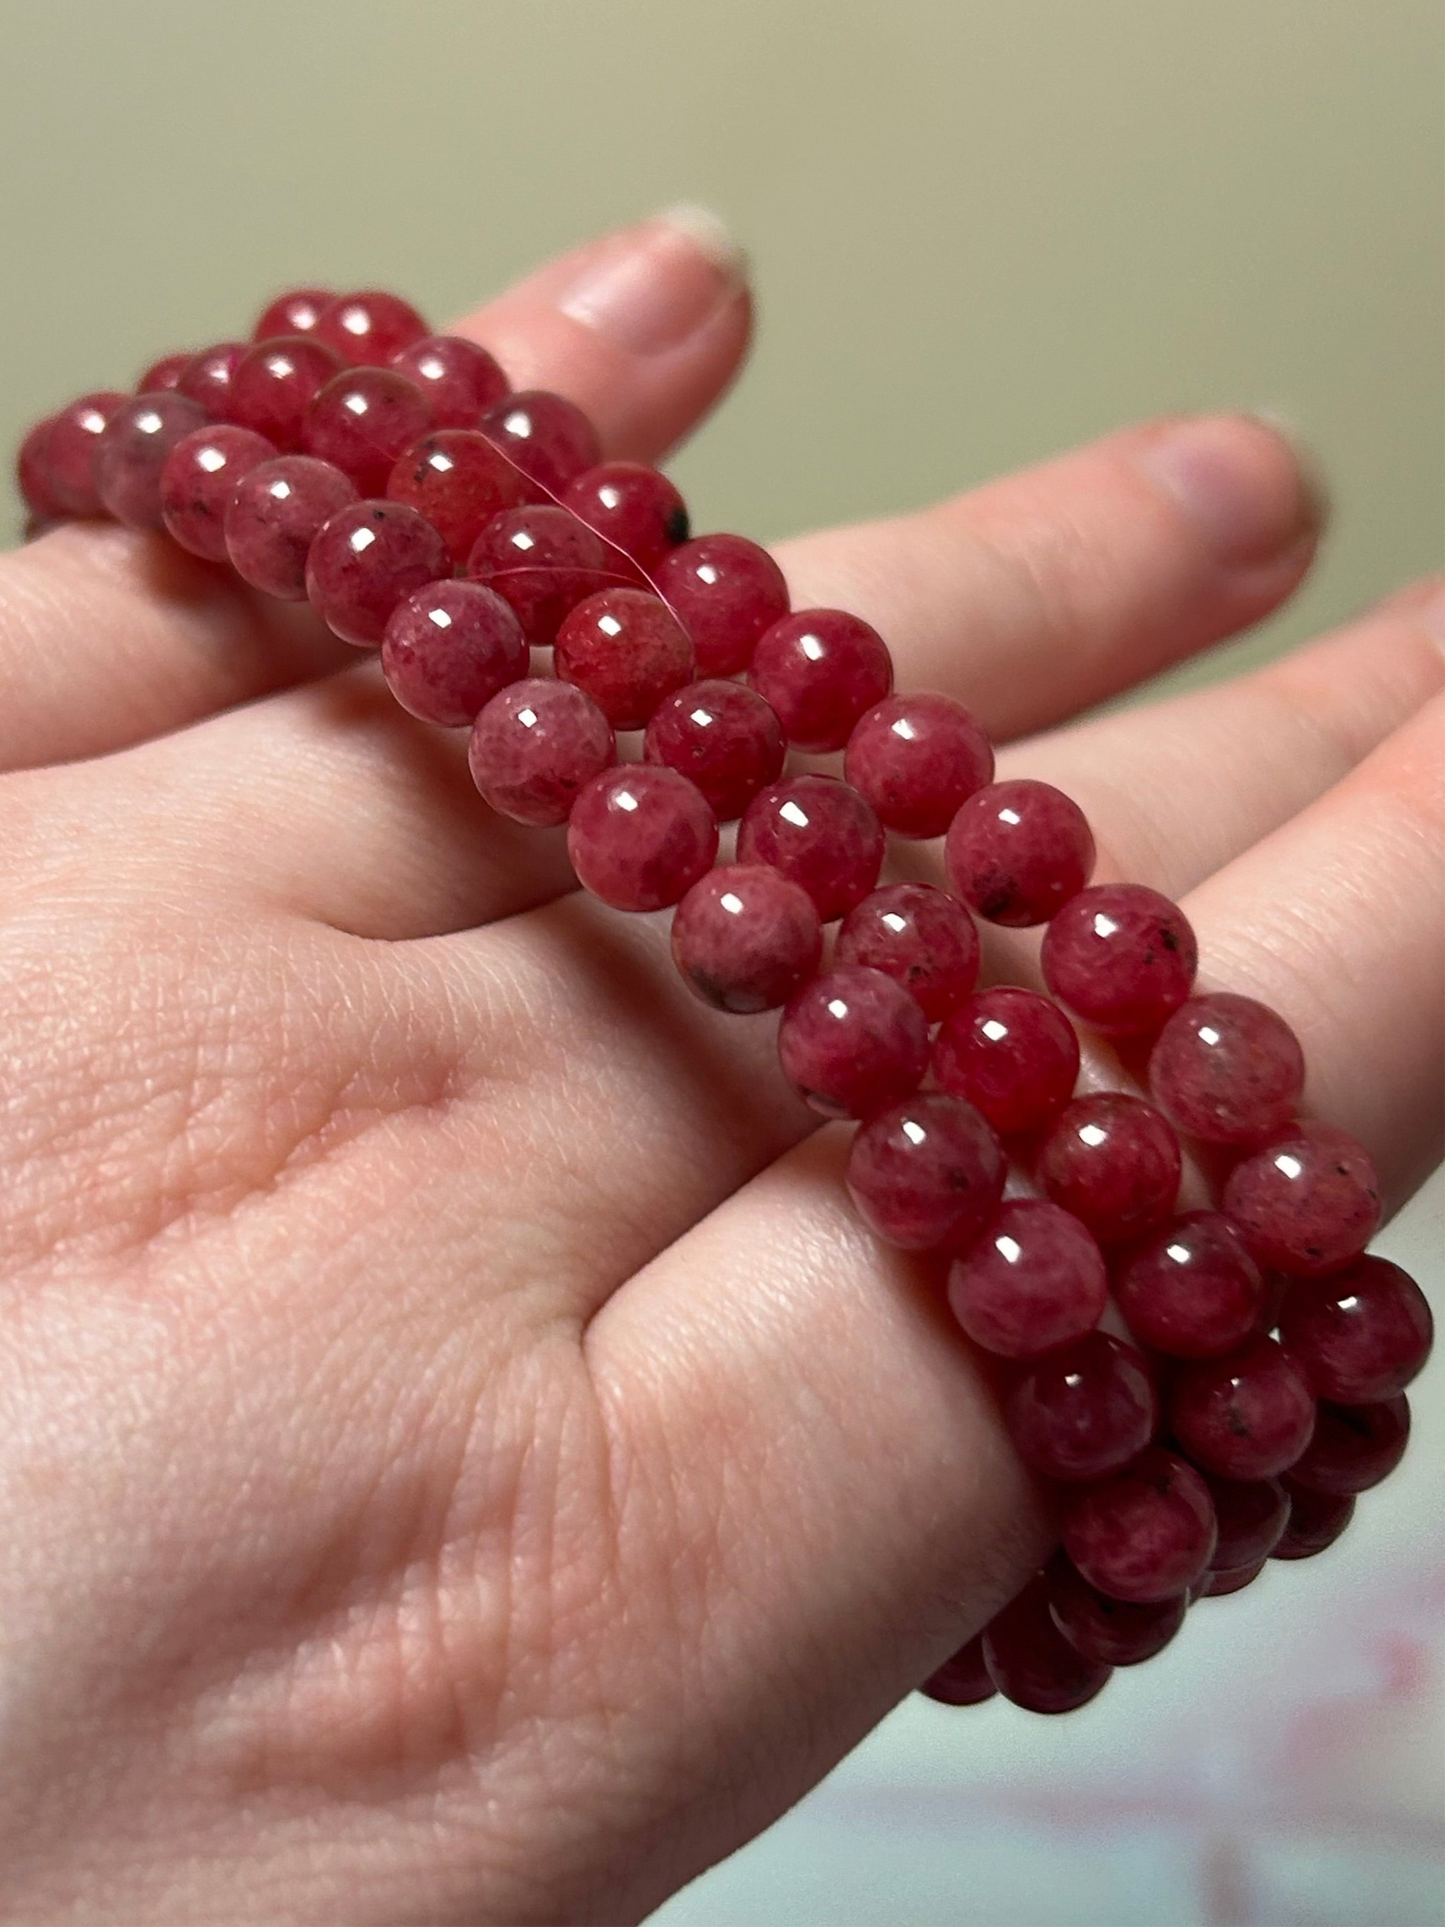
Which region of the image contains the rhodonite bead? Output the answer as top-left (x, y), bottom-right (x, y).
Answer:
top-left (1042, 885), bottom-right (1199, 1036)
top-left (1113, 1211), bottom-right (1265, 1358)
top-left (1222, 1122), bottom-right (1382, 1277)
top-left (1045, 1553), bottom-right (1186, 1665)
top-left (566, 765), bottom-right (718, 912)
top-left (305, 498), bottom-right (449, 646)
top-left (304, 368), bottom-right (434, 495)
top-left (466, 503), bottom-right (615, 643)
top-left (982, 1575), bottom-right (1112, 1714)
top-left (480, 389), bottom-right (602, 494)
top-left (159, 423), bottom-right (277, 561)
top-left (380, 579), bottom-right (527, 726)
top-left (671, 864), bottom-right (822, 1014)
top-left (136, 352), bottom-right (191, 393)
top-left (844, 691), bottom-right (994, 840)
top-left (1168, 1334), bottom-right (1316, 1480)
top-left (643, 679), bottom-right (785, 821)
top-left (224, 454), bottom-right (358, 598)
top-left (387, 430), bottom-right (530, 567)
top-left (652, 532), bottom-right (790, 676)
top-left (835, 882), bottom-right (980, 1022)
top-left (227, 336), bottom-right (345, 451)
top-left (176, 341), bottom-right (245, 416)
top-left (314, 290), bottom-right (429, 366)
top-left (1036, 1093), bottom-right (1181, 1245)
top-left (947, 1199), bottom-right (1107, 1359)
top-left (43, 391), bottom-right (127, 514)
top-left (1278, 1256), bottom-right (1433, 1402)
top-left (252, 287), bottom-right (332, 340)
top-left (1200, 1560), bottom-right (1266, 1596)
top-left (749, 608), bottom-right (893, 752)
top-left (845, 1093), bottom-right (1005, 1252)
top-left (468, 677), bottom-right (615, 826)
top-left (777, 966), bottom-right (929, 1119)
top-left (94, 393), bottom-right (211, 529)
top-left (16, 417), bottom-right (63, 522)
top-left (945, 780), bottom-right (1096, 927)
top-left (1202, 1473), bottom-right (1289, 1568)
top-left (1272, 1480), bottom-right (1354, 1559)
top-left (931, 988), bottom-right (1079, 1136)
top-left (1286, 1395), bottom-right (1410, 1495)
top-left (555, 587), bottom-right (694, 729)
top-left (1004, 1331), bottom-right (1158, 1483)
top-left (390, 334), bottom-right (509, 427)
top-left (561, 461), bottom-right (689, 571)
top-left (919, 1634), bottom-right (997, 1707)
top-left (736, 774), bottom-right (885, 923)
top-left (1063, 1448), bottom-right (1218, 1603)
top-left (1149, 993), bottom-right (1305, 1144)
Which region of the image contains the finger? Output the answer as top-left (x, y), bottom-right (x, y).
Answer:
top-left (0, 210), bottom-right (750, 773)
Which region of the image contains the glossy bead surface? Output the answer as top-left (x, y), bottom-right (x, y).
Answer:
top-left (159, 423), bottom-right (276, 561)
top-left (16, 417), bottom-right (63, 522)
top-left (176, 340), bottom-right (245, 416)
top-left (468, 677), bottom-right (615, 827)
top-left (946, 780), bottom-right (1096, 927)
top-left (390, 334), bottom-right (509, 427)
top-left (1063, 1448), bottom-right (1218, 1603)
top-left (1200, 1560), bottom-right (1267, 1596)
top-left (224, 455), bottom-right (358, 599)
top-left (314, 290), bottom-right (428, 367)
top-left (1042, 884), bottom-right (1199, 1036)
top-left (566, 765), bottom-right (718, 912)
top-left (982, 1575), bottom-right (1112, 1715)
top-left (1046, 1554), bottom-right (1186, 1665)
top-left (653, 533), bottom-right (790, 676)
top-left (750, 608), bottom-right (893, 752)
top-left (561, 460), bottom-right (689, 571)
top-left (384, 429), bottom-right (526, 567)
top-left (1278, 1256), bottom-right (1433, 1402)
top-left (1202, 1473), bottom-right (1289, 1569)
top-left (931, 988), bottom-right (1079, 1137)
top-left (380, 579), bottom-right (527, 727)
top-left (1273, 1481), bottom-right (1354, 1559)
top-left (252, 287), bottom-right (332, 340)
top-left (94, 393), bottom-right (210, 529)
top-left (919, 1634), bottom-right (997, 1707)
top-left (136, 352), bottom-right (190, 393)
top-left (836, 883), bottom-right (980, 1023)
top-left (227, 337), bottom-right (344, 451)
top-left (1114, 1211), bottom-right (1265, 1359)
top-left (947, 1200), bottom-right (1107, 1359)
top-left (671, 865), bottom-right (822, 1014)
top-left (778, 966), bottom-right (929, 1119)
top-left (846, 1094), bottom-right (1005, 1252)
top-left (304, 368), bottom-right (433, 495)
top-left (737, 774), bottom-right (885, 923)
top-left (466, 502), bottom-right (615, 643)
top-left (844, 691), bottom-right (995, 840)
top-left (480, 389), bottom-right (602, 494)
top-left (1149, 993), bottom-right (1305, 1145)
top-left (43, 391), bottom-right (127, 514)
top-left (1168, 1334), bottom-right (1316, 1480)
top-left (1286, 1395), bottom-right (1410, 1495)
top-left (1004, 1331), bottom-right (1158, 1483)
top-left (643, 679), bottom-right (784, 821)
top-left (1223, 1123), bottom-right (1382, 1277)
top-left (1037, 1093), bottom-right (1181, 1245)
top-left (555, 587), bottom-right (694, 730)
top-left (305, 499), bottom-right (449, 646)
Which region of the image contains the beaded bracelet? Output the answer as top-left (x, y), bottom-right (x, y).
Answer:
top-left (15, 286), bottom-right (1435, 1717)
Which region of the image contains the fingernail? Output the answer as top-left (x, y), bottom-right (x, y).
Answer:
top-left (558, 204), bottom-right (748, 357)
top-left (1135, 413), bottom-right (1327, 566)
top-left (1420, 583), bottom-right (1445, 650)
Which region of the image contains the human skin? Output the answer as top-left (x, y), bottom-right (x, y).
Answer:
top-left (0, 212), bottom-right (1440, 1925)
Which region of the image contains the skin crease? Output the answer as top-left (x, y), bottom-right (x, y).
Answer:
top-left (0, 218), bottom-right (1442, 1925)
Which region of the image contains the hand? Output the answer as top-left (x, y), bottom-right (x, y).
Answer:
top-left (1, 214), bottom-right (1440, 1927)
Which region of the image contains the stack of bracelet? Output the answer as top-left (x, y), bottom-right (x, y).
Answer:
top-left (15, 287), bottom-right (1434, 1717)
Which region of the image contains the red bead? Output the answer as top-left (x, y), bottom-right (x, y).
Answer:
top-left (159, 423), bottom-right (276, 562)
top-left (42, 391), bottom-right (127, 515)
top-left (314, 290), bottom-right (428, 367)
top-left (1148, 993), bottom-right (1305, 1145)
top-left (469, 678), bottom-right (615, 827)
top-left (466, 502), bottom-right (618, 644)
top-left (736, 774), bottom-right (885, 923)
top-left (653, 533), bottom-right (790, 677)
top-left (749, 608), bottom-right (893, 752)
top-left (561, 461), bottom-right (689, 572)
top-left (176, 340), bottom-right (245, 417)
top-left (836, 883), bottom-right (980, 1023)
top-left (982, 1575), bottom-right (1112, 1714)
top-left (136, 352), bottom-right (191, 394)
top-left (1202, 1473), bottom-right (1289, 1568)
top-left (224, 455), bottom-right (358, 599)
top-left (643, 680), bottom-right (785, 821)
top-left (566, 765), bottom-right (718, 913)
top-left (94, 393), bottom-right (211, 529)
top-left (1278, 1256), bottom-right (1433, 1402)
top-left (1046, 1554), bottom-right (1186, 1665)
top-left (227, 336), bottom-right (345, 452)
top-left (1222, 1123), bottom-right (1382, 1277)
top-left (844, 691), bottom-right (995, 840)
top-left (947, 1200), bottom-right (1107, 1359)
top-left (1168, 1334), bottom-right (1316, 1480)
top-left (1273, 1481), bottom-right (1355, 1560)
top-left (304, 368), bottom-right (433, 496)
top-left (555, 587), bottom-right (694, 730)
top-left (305, 499), bottom-right (449, 647)
top-left (387, 429), bottom-right (529, 569)
top-left (1200, 1560), bottom-right (1266, 1596)
top-left (1286, 1395), bottom-right (1410, 1495)
top-left (1037, 1093), bottom-right (1181, 1245)
top-left (1042, 884), bottom-right (1198, 1036)
top-left (931, 988), bottom-right (1080, 1137)
top-left (845, 1094), bottom-right (1005, 1252)
top-left (671, 865), bottom-right (822, 1014)
top-left (252, 287), bottom-right (332, 341)
top-left (945, 780), bottom-right (1096, 927)
top-left (380, 579), bottom-right (527, 727)
top-left (1064, 1448), bottom-right (1218, 1603)
top-left (778, 966), bottom-right (929, 1119)
top-left (480, 389), bottom-right (602, 495)
top-left (1005, 1331), bottom-right (1158, 1483)
top-left (1114, 1211), bottom-right (1266, 1359)
top-left (390, 334), bottom-right (509, 428)
top-left (16, 417), bottom-right (63, 522)
top-left (919, 1634), bottom-right (997, 1707)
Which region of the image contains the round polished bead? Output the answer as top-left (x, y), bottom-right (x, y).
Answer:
top-left (314, 290), bottom-right (428, 367)
top-left (1149, 993), bottom-right (1305, 1145)
top-left (844, 691), bottom-right (995, 840)
top-left (845, 1093), bottom-right (1005, 1253)
top-left (1042, 884), bottom-right (1199, 1036)
top-left (16, 417), bottom-right (63, 522)
top-left (176, 340), bottom-right (245, 416)
top-left (136, 352), bottom-right (191, 393)
top-left (982, 1575), bottom-right (1112, 1715)
top-left (304, 368), bottom-right (433, 496)
top-left (380, 579), bottom-right (527, 727)
top-left (1168, 1334), bottom-right (1316, 1480)
top-left (1272, 1480), bottom-right (1355, 1559)
top-left (555, 588), bottom-right (694, 730)
top-left (227, 336), bottom-right (345, 451)
top-left (1222, 1122), bottom-right (1382, 1277)
top-left (390, 334), bottom-right (509, 428)
top-left (836, 882), bottom-right (980, 1022)
top-left (566, 765), bottom-right (718, 913)
top-left (385, 429), bottom-right (529, 569)
top-left (653, 532), bottom-right (790, 677)
top-left (561, 461), bottom-right (689, 572)
top-left (931, 988), bottom-right (1080, 1137)
top-left (252, 287), bottom-right (332, 340)
top-left (1037, 1093), bottom-right (1181, 1245)
top-left (224, 455), bottom-right (358, 599)
top-left (671, 865), bottom-right (822, 1014)
top-left (466, 503), bottom-right (614, 643)
top-left (749, 608), bottom-right (893, 752)
top-left (1114, 1211), bottom-right (1266, 1358)
top-left (1200, 1560), bottom-right (1267, 1596)
top-left (1286, 1395), bottom-right (1410, 1496)
top-left (1063, 1448), bottom-right (1218, 1603)
top-left (305, 499), bottom-right (449, 646)
top-left (778, 966), bottom-right (929, 1120)
top-left (1202, 1473), bottom-right (1289, 1569)
top-left (1045, 1554), bottom-right (1186, 1666)
top-left (1278, 1256), bottom-right (1433, 1402)
top-left (480, 389), bottom-right (602, 495)
top-left (1004, 1331), bottom-right (1158, 1483)
top-left (468, 677), bottom-right (615, 827)
top-left (42, 391), bottom-right (127, 515)
top-left (945, 780), bottom-right (1096, 927)
top-left (94, 393), bottom-right (211, 529)
top-left (918, 1634), bottom-right (997, 1707)
top-left (159, 423), bottom-right (276, 561)
top-left (736, 774), bottom-right (885, 923)
top-left (643, 679), bottom-right (785, 821)
top-left (947, 1200), bottom-right (1107, 1359)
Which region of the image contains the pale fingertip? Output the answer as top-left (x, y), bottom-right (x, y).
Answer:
top-left (556, 208), bottom-right (749, 358)
top-left (1133, 412), bottom-right (1325, 568)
